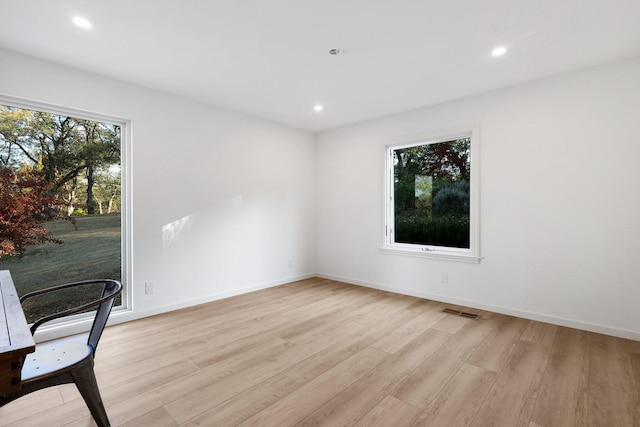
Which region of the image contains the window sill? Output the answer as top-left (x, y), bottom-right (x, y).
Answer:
top-left (380, 247), bottom-right (481, 263)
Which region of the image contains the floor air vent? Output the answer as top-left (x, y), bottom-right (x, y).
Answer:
top-left (442, 308), bottom-right (479, 319)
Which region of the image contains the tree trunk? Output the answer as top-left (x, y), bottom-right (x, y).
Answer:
top-left (86, 163), bottom-right (95, 214)
top-left (65, 178), bottom-right (77, 216)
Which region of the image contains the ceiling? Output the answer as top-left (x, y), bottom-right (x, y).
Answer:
top-left (1, 0), bottom-right (639, 132)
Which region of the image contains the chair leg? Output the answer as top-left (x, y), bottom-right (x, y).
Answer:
top-left (71, 362), bottom-right (111, 427)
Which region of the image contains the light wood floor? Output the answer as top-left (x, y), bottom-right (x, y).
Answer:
top-left (1, 278), bottom-right (639, 426)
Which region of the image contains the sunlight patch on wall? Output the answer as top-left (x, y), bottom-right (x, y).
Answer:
top-left (162, 215), bottom-right (193, 248)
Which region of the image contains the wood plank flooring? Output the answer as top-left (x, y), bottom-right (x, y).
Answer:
top-left (1, 277), bottom-right (639, 426)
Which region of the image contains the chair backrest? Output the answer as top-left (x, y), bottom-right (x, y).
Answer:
top-left (87, 280), bottom-right (122, 352)
top-left (20, 279), bottom-right (122, 354)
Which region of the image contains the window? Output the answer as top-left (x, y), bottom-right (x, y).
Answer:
top-left (0, 95), bottom-right (131, 321)
top-left (383, 126), bottom-right (480, 262)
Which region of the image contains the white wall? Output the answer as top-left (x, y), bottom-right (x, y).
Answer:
top-left (0, 48), bottom-right (317, 326)
top-left (316, 57), bottom-right (640, 340)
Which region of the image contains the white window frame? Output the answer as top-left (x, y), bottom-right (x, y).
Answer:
top-left (0, 93), bottom-right (133, 321)
top-left (381, 124), bottom-right (481, 263)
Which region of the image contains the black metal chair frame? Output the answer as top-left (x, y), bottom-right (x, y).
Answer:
top-left (0, 279), bottom-right (122, 427)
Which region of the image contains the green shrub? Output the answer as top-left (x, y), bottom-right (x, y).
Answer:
top-left (395, 210), bottom-right (469, 248)
top-left (432, 180), bottom-right (469, 215)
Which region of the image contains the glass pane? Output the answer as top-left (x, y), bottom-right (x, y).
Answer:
top-left (393, 138), bottom-right (471, 248)
top-left (0, 104), bottom-right (122, 321)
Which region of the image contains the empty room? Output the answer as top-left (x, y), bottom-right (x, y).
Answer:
top-left (0, 0), bottom-right (639, 426)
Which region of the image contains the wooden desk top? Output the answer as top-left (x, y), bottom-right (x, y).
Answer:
top-left (0, 270), bottom-right (35, 395)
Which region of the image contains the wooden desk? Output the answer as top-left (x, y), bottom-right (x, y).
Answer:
top-left (0, 270), bottom-right (35, 396)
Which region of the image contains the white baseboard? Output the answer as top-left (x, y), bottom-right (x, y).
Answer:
top-left (316, 272), bottom-right (640, 341)
top-left (33, 273), bottom-right (316, 342)
top-left (120, 272), bottom-right (316, 322)
top-left (34, 271), bottom-right (639, 342)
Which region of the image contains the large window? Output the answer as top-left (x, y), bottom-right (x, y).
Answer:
top-left (383, 126), bottom-right (480, 262)
top-left (0, 95), bottom-right (130, 321)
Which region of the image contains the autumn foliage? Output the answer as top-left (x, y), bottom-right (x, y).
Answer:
top-left (0, 166), bottom-right (69, 258)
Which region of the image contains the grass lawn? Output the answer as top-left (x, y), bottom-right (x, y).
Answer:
top-left (0, 214), bottom-right (122, 322)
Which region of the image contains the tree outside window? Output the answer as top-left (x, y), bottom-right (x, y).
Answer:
top-left (0, 103), bottom-right (126, 320)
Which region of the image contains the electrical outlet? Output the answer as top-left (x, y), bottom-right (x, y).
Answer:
top-left (441, 273), bottom-right (449, 284)
top-left (145, 282), bottom-right (154, 294)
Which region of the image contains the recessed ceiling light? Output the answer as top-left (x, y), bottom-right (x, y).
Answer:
top-left (72, 16), bottom-right (92, 29)
top-left (313, 105), bottom-right (323, 112)
top-left (491, 46), bottom-right (507, 57)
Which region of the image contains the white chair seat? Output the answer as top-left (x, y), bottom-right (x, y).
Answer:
top-left (21, 339), bottom-right (92, 382)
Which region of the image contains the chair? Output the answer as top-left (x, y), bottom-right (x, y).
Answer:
top-left (0, 279), bottom-right (122, 427)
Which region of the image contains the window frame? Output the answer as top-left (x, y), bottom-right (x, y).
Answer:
top-left (381, 124), bottom-right (481, 263)
top-left (0, 93), bottom-right (133, 316)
